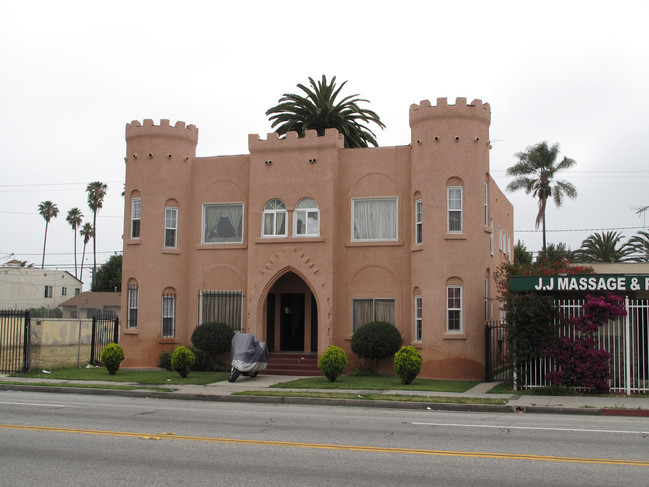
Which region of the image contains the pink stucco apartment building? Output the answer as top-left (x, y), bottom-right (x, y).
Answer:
top-left (119, 97), bottom-right (514, 380)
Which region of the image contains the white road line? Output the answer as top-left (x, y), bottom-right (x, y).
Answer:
top-left (0, 401), bottom-right (73, 408)
top-left (406, 422), bottom-right (649, 435)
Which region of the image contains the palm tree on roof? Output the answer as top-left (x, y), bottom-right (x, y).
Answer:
top-left (628, 230), bottom-right (649, 262)
top-left (265, 75), bottom-right (385, 149)
top-left (506, 141), bottom-right (577, 251)
top-left (66, 207), bottom-right (83, 278)
top-left (38, 200), bottom-right (59, 269)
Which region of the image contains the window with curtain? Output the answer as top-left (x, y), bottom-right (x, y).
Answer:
top-left (127, 284), bottom-right (138, 329)
top-left (294, 198), bottom-right (320, 237)
top-left (200, 290), bottom-right (243, 332)
top-left (164, 207), bottom-right (177, 248)
top-left (447, 187), bottom-right (462, 232)
top-left (352, 298), bottom-right (395, 332)
top-left (162, 294), bottom-right (175, 337)
top-left (131, 198), bottom-right (141, 239)
top-left (446, 285), bottom-right (462, 332)
top-left (484, 181), bottom-right (488, 226)
top-left (262, 199), bottom-right (287, 237)
top-left (352, 197), bottom-right (397, 241)
top-left (203, 203), bottom-right (243, 243)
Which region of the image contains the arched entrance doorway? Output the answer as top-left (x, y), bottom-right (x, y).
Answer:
top-left (265, 271), bottom-right (318, 353)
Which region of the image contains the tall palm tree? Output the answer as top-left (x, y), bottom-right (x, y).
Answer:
top-left (79, 222), bottom-right (94, 282)
top-left (66, 207), bottom-right (83, 277)
top-left (628, 230), bottom-right (649, 262)
top-left (86, 181), bottom-right (108, 281)
top-left (575, 231), bottom-right (635, 263)
top-left (265, 75), bottom-right (385, 148)
top-left (38, 200), bottom-right (59, 269)
top-left (506, 141), bottom-right (577, 250)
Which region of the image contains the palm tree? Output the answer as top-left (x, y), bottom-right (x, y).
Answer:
top-left (265, 75), bottom-right (385, 148)
top-left (66, 207), bottom-right (83, 277)
top-left (38, 200), bottom-right (59, 269)
top-left (86, 181), bottom-right (108, 281)
top-left (574, 231), bottom-right (635, 263)
top-left (79, 222), bottom-right (94, 282)
top-left (506, 141), bottom-right (577, 250)
top-left (628, 230), bottom-right (649, 262)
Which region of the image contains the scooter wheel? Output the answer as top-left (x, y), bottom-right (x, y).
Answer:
top-left (228, 368), bottom-right (241, 382)
top-left (249, 371), bottom-right (259, 378)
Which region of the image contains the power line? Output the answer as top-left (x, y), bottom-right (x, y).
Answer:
top-left (516, 225), bottom-right (644, 233)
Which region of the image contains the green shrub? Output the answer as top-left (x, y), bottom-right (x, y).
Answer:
top-left (318, 346), bottom-right (349, 382)
top-left (100, 343), bottom-right (124, 375)
top-left (171, 346), bottom-right (196, 378)
top-left (191, 322), bottom-right (235, 354)
top-left (350, 321), bottom-right (403, 373)
top-left (158, 351), bottom-right (172, 370)
top-left (190, 347), bottom-right (228, 372)
top-left (394, 346), bottom-right (423, 384)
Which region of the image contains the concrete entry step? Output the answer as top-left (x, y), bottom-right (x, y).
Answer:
top-left (262, 352), bottom-right (320, 376)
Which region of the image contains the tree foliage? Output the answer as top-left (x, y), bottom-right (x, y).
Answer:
top-left (266, 75), bottom-right (385, 148)
top-left (38, 200), bottom-right (59, 269)
top-left (574, 231), bottom-right (635, 263)
top-left (506, 141), bottom-right (577, 250)
top-left (79, 222), bottom-right (94, 283)
top-left (628, 230), bottom-right (649, 262)
top-left (66, 207), bottom-right (83, 278)
top-left (350, 321), bottom-right (403, 372)
top-left (86, 181), bottom-right (108, 283)
top-left (393, 346), bottom-right (423, 385)
top-left (91, 253), bottom-right (122, 292)
top-left (318, 346), bottom-right (348, 382)
top-left (535, 242), bottom-right (574, 265)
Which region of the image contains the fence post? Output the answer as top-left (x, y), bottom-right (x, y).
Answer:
top-left (113, 316), bottom-right (119, 344)
top-left (625, 296), bottom-right (631, 396)
top-left (90, 316), bottom-right (97, 365)
top-left (22, 310), bottom-right (31, 372)
top-left (484, 322), bottom-right (491, 382)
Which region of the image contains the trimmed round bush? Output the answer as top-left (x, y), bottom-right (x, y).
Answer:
top-left (101, 343), bottom-right (124, 375)
top-left (350, 321), bottom-right (403, 372)
top-left (191, 322), bottom-right (235, 355)
top-left (158, 351), bottom-right (172, 370)
top-left (394, 346), bottom-right (423, 385)
top-left (171, 346), bottom-right (196, 378)
top-left (318, 346), bottom-right (348, 382)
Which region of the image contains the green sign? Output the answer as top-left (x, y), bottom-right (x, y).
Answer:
top-left (509, 274), bottom-right (649, 292)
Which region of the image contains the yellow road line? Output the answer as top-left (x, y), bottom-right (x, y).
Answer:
top-left (1, 423), bottom-right (647, 467)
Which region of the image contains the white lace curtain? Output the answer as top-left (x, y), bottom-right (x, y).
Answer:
top-left (353, 198), bottom-right (397, 240)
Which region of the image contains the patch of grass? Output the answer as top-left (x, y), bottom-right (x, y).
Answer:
top-left (234, 390), bottom-right (506, 405)
top-left (0, 381), bottom-right (174, 392)
top-left (12, 367), bottom-right (228, 385)
top-left (271, 376), bottom-right (478, 392)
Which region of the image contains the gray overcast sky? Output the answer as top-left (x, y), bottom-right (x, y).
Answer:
top-left (1, 0), bottom-right (648, 285)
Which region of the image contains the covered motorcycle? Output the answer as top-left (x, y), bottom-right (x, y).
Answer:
top-left (228, 333), bottom-right (268, 382)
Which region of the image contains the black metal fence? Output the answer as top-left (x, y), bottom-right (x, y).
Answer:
top-left (90, 314), bottom-right (119, 365)
top-left (0, 309), bottom-right (31, 373)
top-left (485, 321), bottom-right (511, 382)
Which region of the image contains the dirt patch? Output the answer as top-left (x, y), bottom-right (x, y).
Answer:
top-left (30, 344), bottom-right (92, 369)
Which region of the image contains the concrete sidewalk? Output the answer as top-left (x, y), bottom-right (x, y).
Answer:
top-left (1, 374), bottom-right (648, 416)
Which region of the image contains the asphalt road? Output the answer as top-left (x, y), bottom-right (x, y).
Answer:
top-left (1, 390), bottom-right (648, 486)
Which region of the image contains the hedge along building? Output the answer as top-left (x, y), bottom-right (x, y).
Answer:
top-left (119, 97), bottom-right (514, 380)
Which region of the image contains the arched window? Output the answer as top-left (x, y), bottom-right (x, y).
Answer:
top-left (294, 198), bottom-right (319, 237)
top-left (162, 288), bottom-right (176, 338)
top-left (262, 199), bottom-right (287, 237)
top-left (127, 280), bottom-right (138, 329)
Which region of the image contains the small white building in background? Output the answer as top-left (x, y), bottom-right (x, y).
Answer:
top-left (0, 260), bottom-right (83, 311)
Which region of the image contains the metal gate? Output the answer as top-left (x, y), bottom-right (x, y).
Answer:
top-left (485, 321), bottom-right (510, 382)
top-left (90, 314), bottom-right (119, 365)
top-left (0, 309), bottom-right (31, 373)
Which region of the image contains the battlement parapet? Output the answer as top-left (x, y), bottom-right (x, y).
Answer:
top-left (249, 128), bottom-right (344, 153)
top-left (126, 119), bottom-right (198, 143)
top-left (409, 97), bottom-right (490, 126)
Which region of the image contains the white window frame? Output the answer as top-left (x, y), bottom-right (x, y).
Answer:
top-left (351, 298), bottom-right (396, 332)
top-left (62, 286), bottom-right (67, 296)
top-left (131, 198), bottom-right (141, 239)
top-left (351, 197), bottom-right (398, 242)
top-left (414, 295), bottom-right (423, 341)
top-left (203, 203), bottom-right (244, 244)
top-left (484, 276), bottom-right (489, 321)
top-left (415, 199), bottom-right (423, 245)
top-left (162, 294), bottom-right (175, 338)
top-left (489, 218), bottom-right (494, 256)
top-left (447, 187), bottom-right (463, 233)
top-left (164, 206), bottom-right (178, 248)
top-left (44, 285), bottom-right (52, 298)
top-left (484, 181), bottom-right (488, 226)
top-left (507, 234), bottom-right (511, 260)
top-left (127, 284), bottom-right (138, 329)
top-left (293, 198), bottom-right (320, 237)
top-left (499, 226), bottom-right (503, 251)
top-left (262, 199), bottom-right (288, 238)
top-left (446, 285), bottom-right (462, 333)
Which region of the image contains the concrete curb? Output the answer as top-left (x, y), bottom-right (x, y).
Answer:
top-left (4, 383), bottom-right (648, 416)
